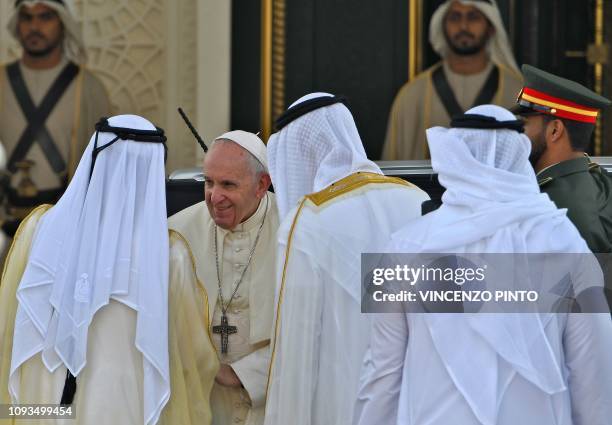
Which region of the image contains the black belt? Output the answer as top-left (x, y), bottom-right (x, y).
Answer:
top-left (60, 370), bottom-right (77, 405)
top-left (6, 61), bottom-right (80, 175)
top-left (432, 64), bottom-right (500, 119)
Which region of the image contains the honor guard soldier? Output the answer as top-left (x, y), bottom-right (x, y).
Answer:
top-left (0, 0), bottom-right (110, 238)
top-left (514, 64), bottom-right (612, 254)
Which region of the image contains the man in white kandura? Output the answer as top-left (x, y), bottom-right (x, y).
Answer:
top-left (354, 105), bottom-right (612, 425)
top-left (169, 131), bottom-right (278, 425)
top-left (0, 114), bottom-right (219, 425)
top-left (264, 93), bottom-right (430, 425)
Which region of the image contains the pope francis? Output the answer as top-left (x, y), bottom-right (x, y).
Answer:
top-left (169, 130), bottom-right (279, 425)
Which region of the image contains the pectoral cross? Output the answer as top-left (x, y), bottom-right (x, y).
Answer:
top-left (212, 314), bottom-right (237, 354)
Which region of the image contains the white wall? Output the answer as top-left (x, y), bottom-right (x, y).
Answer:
top-left (196, 0), bottom-right (232, 165)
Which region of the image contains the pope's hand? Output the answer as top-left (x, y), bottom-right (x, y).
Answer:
top-left (215, 364), bottom-right (243, 388)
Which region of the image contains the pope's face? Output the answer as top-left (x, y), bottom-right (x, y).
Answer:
top-left (203, 141), bottom-right (270, 230)
top-left (17, 4), bottom-right (64, 58)
top-left (443, 1), bottom-right (493, 56)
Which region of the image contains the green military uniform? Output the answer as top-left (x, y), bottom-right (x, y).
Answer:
top-left (538, 156), bottom-right (612, 253)
top-left (514, 64), bottom-right (612, 253)
top-left (514, 64), bottom-right (612, 308)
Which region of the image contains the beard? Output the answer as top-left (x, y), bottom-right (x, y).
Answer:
top-left (528, 130), bottom-right (547, 168)
top-left (20, 32), bottom-right (62, 58)
top-left (444, 29), bottom-right (490, 56)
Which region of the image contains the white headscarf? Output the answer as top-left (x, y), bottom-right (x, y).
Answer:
top-left (267, 92), bottom-right (381, 220)
top-left (7, 0), bottom-right (87, 64)
top-left (389, 105), bottom-right (595, 425)
top-left (9, 115), bottom-right (169, 425)
top-left (429, 0), bottom-right (519, 73)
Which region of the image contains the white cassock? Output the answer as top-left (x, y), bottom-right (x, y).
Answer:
top-left (265, 172), bottom-right (429, 425)
top-left (169, 193), bottom-right (279, 425)
top-left (354, 105), bottom-right (612, 425)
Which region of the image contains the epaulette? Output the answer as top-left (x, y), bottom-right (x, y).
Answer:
top-left (538, 176), bottom-right (554, 187)
top-left (588, 162), bottom-right (602, 173)
top-left (305, 172), bottom-right (416, 207)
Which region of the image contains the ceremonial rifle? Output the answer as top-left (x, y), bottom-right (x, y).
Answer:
top-left (177, 107), bottom-right (208, 153)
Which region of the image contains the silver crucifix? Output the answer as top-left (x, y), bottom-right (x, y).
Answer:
top-left (212, 314), bottom-right (238, 354)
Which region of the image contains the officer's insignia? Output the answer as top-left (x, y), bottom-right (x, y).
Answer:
top-left (538, 177), bottom-right (554, 187)
top-left (588, 162), bottom-right (601, 173)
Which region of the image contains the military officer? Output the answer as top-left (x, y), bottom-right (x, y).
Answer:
top-left (513, 64), bottom-right (612, 254)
